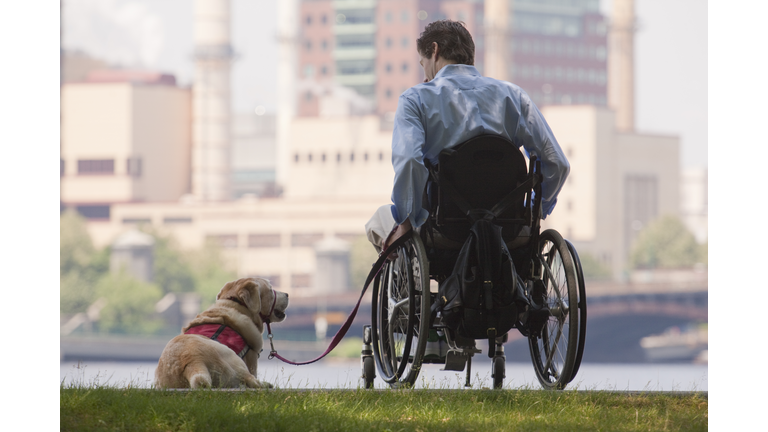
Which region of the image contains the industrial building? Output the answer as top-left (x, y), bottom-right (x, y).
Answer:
top-left (61, 0), bottom-right (700, 291)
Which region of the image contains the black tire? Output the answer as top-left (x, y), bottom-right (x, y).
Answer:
top-left (371, 232), bottom-right (431, 388)
top-left (528, 229), bottom-right (579, 390)
top-left (362, 356), bottom-right (375, 389)
top-left (564, 239), bottom-right (587, 384)
top-left (492, 356), bottom-right (505, 390)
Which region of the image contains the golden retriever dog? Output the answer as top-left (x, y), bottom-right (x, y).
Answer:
top-left (154, 277), bottom-right (289, 389)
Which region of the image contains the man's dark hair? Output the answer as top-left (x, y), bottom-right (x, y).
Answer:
top-left (416, 20), bottom-right (475, 65)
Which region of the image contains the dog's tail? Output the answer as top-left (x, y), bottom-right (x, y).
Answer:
top-left (185, 361), bottom-right (212, 389)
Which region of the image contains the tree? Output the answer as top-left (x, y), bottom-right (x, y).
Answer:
top-left (140, 226), bottom-right (197, 294)
top-left (184, 238), bottom-right (238, 308)
top-left (60, 210), bottom-right (109, 314)
top-left (629, 215), bottom-right (702, 269)
top-left (577, 252), bottom-right (612, 280)
top-left (349, 235), bottom-right (380, 291)
top-left (94, 272), bottom-right (164, 335)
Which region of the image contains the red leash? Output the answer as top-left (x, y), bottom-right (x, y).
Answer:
top-left (265, 231), bottom-right (411, 365)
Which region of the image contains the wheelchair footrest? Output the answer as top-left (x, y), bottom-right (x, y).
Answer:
top-left (441, 349), bottom-right (470, 372)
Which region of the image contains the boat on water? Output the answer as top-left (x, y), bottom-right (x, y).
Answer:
top-left (640, 325), bottom-right (708, 363)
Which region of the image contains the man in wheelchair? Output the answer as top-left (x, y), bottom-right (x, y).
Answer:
top-left (366, 19), bottom-right (568, 253)
top-left (363, 20), bottom-right (577, 389)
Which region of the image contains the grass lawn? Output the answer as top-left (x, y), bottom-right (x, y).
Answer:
top-left (61, 386), bottom-right (707, 431)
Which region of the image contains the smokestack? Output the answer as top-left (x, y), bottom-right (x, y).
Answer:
top-left (192, 0), bottom-right (233, 201)
top-left (276, 0), bottom-right (299, 190)
top-left (608, 0), bottom-right (636, 132)
top-left (484, 0), bottom-right (510, 81)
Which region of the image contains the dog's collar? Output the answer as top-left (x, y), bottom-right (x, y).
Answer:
top-left (226, 296), bottom-right (246, 308)
top-left (259, 287), bottom-right (277, 323)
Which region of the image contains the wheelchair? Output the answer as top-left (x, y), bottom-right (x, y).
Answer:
top-left (361, 134), bottom-right (587, 390)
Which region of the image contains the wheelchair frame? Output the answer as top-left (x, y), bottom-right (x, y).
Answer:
top-left (361, 135), bottom-right (587, 390)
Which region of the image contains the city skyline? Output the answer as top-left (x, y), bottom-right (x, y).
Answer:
top-left (61, 0), bottom-right (707, 169)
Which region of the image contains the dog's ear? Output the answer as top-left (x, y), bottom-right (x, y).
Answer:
top-left (216, 281), bottom-right (236, 300)
top-left (235, 278), bottom-right (259, 310)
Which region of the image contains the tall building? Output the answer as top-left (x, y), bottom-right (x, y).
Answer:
top-left (294, 0), bottom-right (607, 117)
top-left (509, 0), bottom-right (608, 108)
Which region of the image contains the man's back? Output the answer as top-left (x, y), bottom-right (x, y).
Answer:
top-left (391, 63), bottom-right (569, 227)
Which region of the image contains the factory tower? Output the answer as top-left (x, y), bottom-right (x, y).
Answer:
top-left (608, 0), bottom-right (636, 132)
top-left (193, 0), bottom-right (234, 201)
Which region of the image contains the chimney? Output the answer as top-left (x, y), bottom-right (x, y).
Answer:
top-left (608, 0), bottom-right (636, 132)
top-left (192, 0), bottom-right (234, 201)
top-left (484, 0), bottom-right (510, 81)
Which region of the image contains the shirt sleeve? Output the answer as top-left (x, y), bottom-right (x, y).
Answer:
top-left (513, 92), bottom-right (570, 219)
top-left (390, 93), bottom-right (431, 228)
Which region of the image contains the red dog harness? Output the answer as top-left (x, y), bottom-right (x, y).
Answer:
top-left (185, 324), bottom-right (251, 359)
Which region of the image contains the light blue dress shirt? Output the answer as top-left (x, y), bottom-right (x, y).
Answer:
top-left (390, 64), bottom-right (570, 228)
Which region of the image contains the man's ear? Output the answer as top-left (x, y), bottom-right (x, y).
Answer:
top-left (433, 41), bottom-right (440, 60)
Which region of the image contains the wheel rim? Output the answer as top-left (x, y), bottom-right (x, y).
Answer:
top-left (371, 234), bottom-right (430, 386)
top-left (529, 230), bottom-right (578, 389)
top-left (564, 239), bottom-right (587, 384)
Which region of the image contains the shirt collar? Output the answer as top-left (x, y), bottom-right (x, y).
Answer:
top-left (434, 64), bottom-right (481, 79)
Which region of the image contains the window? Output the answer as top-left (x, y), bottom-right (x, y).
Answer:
top-left (291, 233), bottom-right (323, 247)
top-left (308, 153), bottom-right (313, 162)
top-left (364, 153), bottom-right (369, 161)
top-left (385, 88), bottom-right (392, 99)
top-left (320, 65), bottom-right (328, 75)
top-left (350, 152), bottom-right (355, 162)
top-left (321, 14), bottom-right (327, 25)
top-left (163, 217), bottom-right (192, 224)
top-left (401, 37), bottom-right (408, 48)
top-left (264, 275), bottom-right (281, 288)
top-left (207, 234), bottom-right (238, 249)
top-left (401, 10), bottom-right (409, 22)
top-left (321, 153), bottom-right (327, 162)
top-left (306, 15), bottom-right (312, 25)
top-left (402, 62), bottom-right (408, 73)
top-left (379, 151), bottom-right (384, 161)
top-left (76, 205), bottom-right (110, 220)
top-left (60, 159), bottom-right (64, 177)
top-left (122, 217), bottom-right (150, 224)
top-left (249, 234), bottom-right (281, 248)
top-left (291, 274), bottom-right (312, 288)
top-left (294, 153), bottom-right (300, 163)
top-left (337, 153), bottom-right (342, 162)
top-left (126, 157), bottom-right (142, 177)
top-left (305, 91), bottom-right (313, 101)
top-left (78, 159), bottom-right (114, 175)
top-left (385, 37), bottom-right (392, 48)
top-left (321, 40), bottom-right (328, 51)
top-left (305, 40), bottom-right (312, 51)
top-left (385, 11), bottom-right (392, 22)
top-left (385, 63), bottom-right (392, 73)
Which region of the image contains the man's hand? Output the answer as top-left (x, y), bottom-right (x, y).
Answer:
top-left (381, 219), bottom-right (413, 260)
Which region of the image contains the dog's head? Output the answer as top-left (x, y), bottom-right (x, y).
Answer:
top-left (216, 277), bottom-right (289, 324)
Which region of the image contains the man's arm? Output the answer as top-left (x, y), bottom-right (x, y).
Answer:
top-left (390, 93), bottom-right (430, 228)
top-left (514, 92), bottom-right (570, 218)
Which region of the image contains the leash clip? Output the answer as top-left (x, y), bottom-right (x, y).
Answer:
top-left (267, 325), bottom-right (277, 360)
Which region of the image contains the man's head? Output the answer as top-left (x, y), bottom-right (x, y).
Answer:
top-left (416, 20), bottom-right (475, 81)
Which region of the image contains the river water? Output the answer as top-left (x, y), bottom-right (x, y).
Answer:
top-left (60, 359), bottom-right (707, 391)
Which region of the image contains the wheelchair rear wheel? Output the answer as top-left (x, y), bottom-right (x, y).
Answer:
top-left (564, 239), bottom-right (588, 384)
top-left (528, 229), bottom-right (579, 390)
top-left (371, 232), bottom-right (431, 388)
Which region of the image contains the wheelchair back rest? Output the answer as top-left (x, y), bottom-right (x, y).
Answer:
top-left (433, 134), bottom-right (530, 241)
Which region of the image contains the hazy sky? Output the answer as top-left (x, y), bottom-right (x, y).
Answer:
top-left (62, 0), bottom-right (707, 168)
